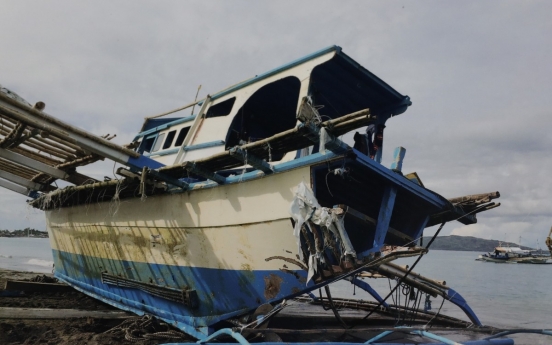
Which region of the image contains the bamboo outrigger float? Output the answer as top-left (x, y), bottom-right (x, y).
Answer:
top-left (4, 46), bottom-right (548, 344)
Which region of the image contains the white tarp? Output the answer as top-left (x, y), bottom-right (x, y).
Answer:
top-left (289, 181), bottom-right (357, 284)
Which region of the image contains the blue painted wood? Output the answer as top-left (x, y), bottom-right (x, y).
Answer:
top-left (446, 288), bottom-right (482, 326)
top-left (134, 115), bottom-right (196, 140)
top-left (352, 148), bottom-right (446, 208)
top-left (412, 215), bottom-right (429, 245)
top-left (373, 185), bottom-right (397, 251)
top-left (126, 155), bottom-right (165, 170)
top-left (390, 146), bottom-right (406, 171)
top-left (144, 147), bottom-right (180, 157)
top-left (209, 46), bottom-right (341, 102)
top-left (349, 277), bottom-right (389, 308)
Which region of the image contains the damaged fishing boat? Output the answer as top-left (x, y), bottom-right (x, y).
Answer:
top-left (0, 46), bottom-right (510, 341)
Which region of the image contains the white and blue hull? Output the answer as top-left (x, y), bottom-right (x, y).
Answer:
top-left (46, 166), bottom-right (311, 338)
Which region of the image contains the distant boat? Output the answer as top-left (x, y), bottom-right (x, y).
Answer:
top-left (477, 245), bottom-right (551, 264)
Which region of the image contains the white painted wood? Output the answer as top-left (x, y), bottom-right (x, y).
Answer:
top-left (46, 166), bottom-right (311, 270)
top-left (0, 148), bottom-right (67, 179)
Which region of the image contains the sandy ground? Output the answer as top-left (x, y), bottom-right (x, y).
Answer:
top-left (0, 269), bottom-right (193, 345)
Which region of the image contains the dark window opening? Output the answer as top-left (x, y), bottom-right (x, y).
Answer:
top-left (205, 97), bottom-right (236, 118)
top-left (309, 56), bottom-right (404, 119)
top-left (163, 130), bottom-right (177, 149)
top-left (141, 136), bottom-right (156, 153)
top-left (152, 133), bottom-right (165, 152)
top-left (225, 76), bottom-right (301, 161)
top-left (175, 126), bottom-right (191, 147)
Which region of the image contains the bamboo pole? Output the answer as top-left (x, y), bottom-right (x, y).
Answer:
top-left (0, 126), bottom-right (75, 160)
top-left (0, 93), bottom-right (140, 158)
top-left (10, 147), bottom-right (62, 166)
top-left (448, 192), bottom-right (500, 205)
top-left (145, 97), bottom-right (206, 120)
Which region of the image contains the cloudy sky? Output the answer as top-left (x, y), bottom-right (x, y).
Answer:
top-left (1, 1), bottom-right (551, 248)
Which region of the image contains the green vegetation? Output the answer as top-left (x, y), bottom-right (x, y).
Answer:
top-left (0, 228), bottom-right (48, 238)
top-left (429, 235), bottom-right (533, 252)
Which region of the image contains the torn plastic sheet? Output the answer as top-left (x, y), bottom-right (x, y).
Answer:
top-left (289, 182), bottom-right (357, 284)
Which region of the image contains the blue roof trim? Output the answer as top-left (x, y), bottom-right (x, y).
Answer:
top-left (134, 115), bottom-right (197, 140)
top-left (351, 148), bottom-right (446, 208)
top-left (209, 45), bottom-right (341, 102)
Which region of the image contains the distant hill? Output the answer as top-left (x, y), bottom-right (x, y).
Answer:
top-left (429, 235), bottom-right (534, 252)
top-left (0, 228), bottom-right (48, 238)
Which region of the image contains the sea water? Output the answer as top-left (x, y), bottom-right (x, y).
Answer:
top-left (0, 237), bottom-right (53, 273)
top-left (329, 250), bottom-right (552, 330)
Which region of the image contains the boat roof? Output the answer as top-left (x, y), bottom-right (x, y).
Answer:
top-left (209, 45), bottom-right (408, 103)
top-left (495, 247), bottom-right (528, 253)
top-left (137, 45), bottom-right (411, 139)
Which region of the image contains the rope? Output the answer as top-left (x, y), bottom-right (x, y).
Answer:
top-left (104, 314), bottom-right (189, 342)
top-left (354, 221), bottom-right (447, 326)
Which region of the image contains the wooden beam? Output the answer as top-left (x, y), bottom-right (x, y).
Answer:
top-left (0, 169), bottom-right (52, 191)
top-left (0, 307), bottom-right (131, 320)
top-left (0, 178), bottom-right (36, 197)
top-left (0, 122), bottom-right (27, 149)
top-left (0, 148), bottom-right (68, 179)
top-left (3, 279), bottom-right (73, 292)
top-left (229, 146), bottom-right (273, 174)
top-left (182, 161), bottom-right (225, 184)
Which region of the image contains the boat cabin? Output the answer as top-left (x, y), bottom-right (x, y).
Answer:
top-left (132, 46), bottom-right (412, 167)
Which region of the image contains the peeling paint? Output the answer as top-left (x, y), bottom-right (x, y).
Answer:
top-left (263, 273), bottom-right (283, 300)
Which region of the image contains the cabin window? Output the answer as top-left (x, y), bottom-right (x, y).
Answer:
top-left (141, 135), bottom-right (156, 153)
top-left (205, 97), bottom-right (236, 118)
top-left (225, 76), bottom-right (300, 160)
top-left (152, 133), bottom-right (166, 152)
top-left (163, 130), bottom-right (176, 149)
top-left (174, 126), bottom-right (191, 147)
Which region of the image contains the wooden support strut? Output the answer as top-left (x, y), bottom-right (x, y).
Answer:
top-left (335, 204), bottom-right (414, 242)
top-left (228, 146), bottom-right (273, 174)
top-left (0, 148), bottom-right (68, 180)
top-left (181, 161), bottom-right (225, 184)
top-left (0, 169), bottom-right (51, 192)
top-left (0, 122), bottom-right (27, 149)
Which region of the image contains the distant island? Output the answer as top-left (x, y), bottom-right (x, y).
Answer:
top-left (0, 228), bottom-right (48, 238)
top-left (429, 235), bottom-right (534, 252)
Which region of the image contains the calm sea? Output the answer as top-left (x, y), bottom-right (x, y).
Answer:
top-left (0, 237), bottom-right (53, 273)
top-left (330, 250), bottom-right (552, 331)
top-left (1, 239), bottom-right (550, 339)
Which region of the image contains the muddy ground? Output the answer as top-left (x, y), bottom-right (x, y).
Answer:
top-left (0, 269), bottom-right (193, 345)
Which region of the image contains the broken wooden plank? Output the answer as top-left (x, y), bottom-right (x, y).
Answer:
top-left (0, 307), bottom-right (131, 319)
top-left (3, 279), bottom-right (74, 293)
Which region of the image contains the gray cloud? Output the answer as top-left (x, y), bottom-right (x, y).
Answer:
top-left (1, 1), bottom-right (551, 246)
